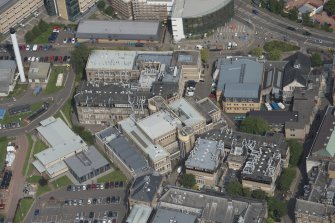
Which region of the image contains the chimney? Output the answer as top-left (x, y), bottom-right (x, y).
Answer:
top-left (10, 28), bottom-right (26, 82)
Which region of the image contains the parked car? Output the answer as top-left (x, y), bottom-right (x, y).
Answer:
top-left (303, 31), bottom-right (312, 36)
top-left (63, 56), bottom-right (68, 62)
top-left (34, 209), bottom-right (40, 216)
top-left (59, 56), bottom-right (62, 62)
top-left (44, 56), bottom-right (49, 62)
top-left (71, 38), bottom-right (76, 44)
top-left (55, 56), bottom-right (58, 62)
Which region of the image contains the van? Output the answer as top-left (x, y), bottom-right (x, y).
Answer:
top-left (196, 45), bottom-right (203, 50)
top-left (32, 44), bottom-right (38, 51)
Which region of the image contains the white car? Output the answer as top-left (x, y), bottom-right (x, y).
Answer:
top-left (234, 32), bottom-right (238, 37)
top-left (31, 56), bottom-right (36, 62)
top-left (71, 38), bottom-right (76, 44)
top-left (63, 38), bottom-right (67, 43)
top-left (82, 185), bottom-right (86, 190)
top-left (36, 57), bottom-right (39, 62)
top-left (27, 57), bottom-right (31, 62)
top-left (87, 198), bottom-right (92, 205)
top-left (26, 45), bottom-right (30, 51)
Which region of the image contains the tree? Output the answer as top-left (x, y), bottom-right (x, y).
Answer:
top-left (25, 31), bottom-right (34, 43)
top-left (38, 19), bottom-right (49, 32)
top-left (288, 139), bottom-right (303, 166)
top-left (277, 167), bottom-right (295, 191)
top-left (324, 0), bottom-right (335, 16)
top-left (249, 47), bottom-right (263, 58)
top-left (268, 49), bottom-right (281, 60)
top-left (240, 117), bottom-right (270, 135)
top-left (104, 6), bottom-right (114, 16)
top-left (32, 26), bottom-right (41, 37)
top-left (310, 53), bottom-right (323, 67)
top-left (73, 125), bottom-right (94, 145)
top-left (288, 7), bottom-right (298, 21)
top-left (227, 180), bottom-right (243, 196)
top-left (97, 0), bottom-right (106, 10)
top-left (301, 12), bottom-right (313, 27)
top-left (251, 189), bottom-right (267, 200)
top-left (180, 174), bottom-right (196, 188)
top-left (267, 197), bottom-right (287, 220)
top-left (71, 44), bottom-right (92, 79)
top-left (38, 177), bottom-right (48, 186)
top-left (200, 48), bottom-right (209, 63)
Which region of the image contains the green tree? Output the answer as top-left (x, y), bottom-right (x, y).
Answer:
top-left (324, 0), bottom-right (335, 16)
top-left (25, 31), bottom-right (34, 43)
top-left (240, 117), bottom-right (270, 135)
top-left (267, 197), bottom-right (287, 220)
top-left (287, 139), bottom-right (303, 166)
top-left (266, 217), bottom-right (276, 223)
top-left (73, 125), bottom-right (94, 145)
top-left (97, 0), bottom-right (106, 10)
top-left (71, 44), bottom-right (92, 79)
top-left (38, 177), bottom-right (48, 186)
top-left (32, 26), bottom-right (41, 37)
top-left (267, 0), bottom-right (284, 14)
top-left (38, 19), bottom-right (49, 32)
top-left (310, 53), bottom-right (323, 67)
top-left (227, 180), bottom-right (243, 196)
top-left (268, 49), bottom-right (282, 60)
top-left (277, 167), bottom-right (295, 191)
top-left (302, 12), bottom-right (313, 27)
top-left (180, 174), bottom-right (196, 188)
top-left (200, 48), bottom-right (209, 63)
top-left (104, 6), bottom-right (114, 16)
top-left (251, 189), bottom-right (267, 200)
top-left (249, 47), bottom-right (263, 58)
top-left (288, 7), bottom-right (298, 21)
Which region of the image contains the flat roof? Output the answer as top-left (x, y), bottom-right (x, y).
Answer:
top-left (169, 98), bottom-right (205, 127)
top-left (86, 50), bottom-right (137, 70)
top-left (152, 208), bottom-right (197, 223)
top-left (0, 108), bottom-right (5, 120)
top-left (126, 204), bottom-right (153, 223)
top-left (172, 0), bottom-right (232, 18)
top-left (248, 110), bottom-right (299, 124)
top-left (0, 60), bottom-right (16, 94)
top-left (137, 110), bottom-right (181, 141)
top-left (130, 173), bottom-right (162, 203)
top-left (0, 0), bottom-right (17, 14)
top-left (28, 62), bottom-right (51, 79)
top-left (186, 138), bottom-right (224, 172)
top-left (64, 146), bottom-right (109, 178)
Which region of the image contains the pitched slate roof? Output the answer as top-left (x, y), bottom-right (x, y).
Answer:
top-left (283, 52), bottom-right (311, 87)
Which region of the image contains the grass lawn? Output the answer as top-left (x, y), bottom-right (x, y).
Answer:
top-left (97, 170), bottom-right (127, 183)
top-left (22, 134), bottom-right (33, 176)
top-left (44, 66), bottom-right (68, 95)
top-left (27, 175), bottom-right (41, 184)
top-left (36, 184), bottom-right (51, 197)
top-left (0, 137), bottom-right (8, 171)
top-left (32, 30), bottom-right (52, 44)
top-left (264, 40), bottom-right (300, 52)
top-left (55, 99), bottom-right (73, 127)
top-left (34, 139), bottom-right (48, 154)
top-left (13, 198), bottom-right (34, 223)
top-left (52, 175), bottom-right (72, 189)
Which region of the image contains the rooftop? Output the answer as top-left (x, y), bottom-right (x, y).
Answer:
top-left (86, 50), bottom-right (137, 70)
top-left (185, 138), bottom-right (224, 172)
top-left (0, 60), bottom-right (16, 94)
top-left (126, 204), bottom-right (153, 223)
top-left (171, 50), bottom-right (200, 66)
top-left (187, 97), bottom-right (220, 123)
top-left (152, 208), bottom-right (197, 223)
top-left (159, 186), bottom-right (267, 223)
top-left (130, 172), bottom-right (162, 203)
top-left (0, 0), bottom-right (17, 14)
top-left (248, 110), bottom-right (299, 125)
top-left (151, 82), bottom-right (179, 100)
top-left (172, 0), bottom-right (232, 18)
top-left (295, 199), bottom-right (335, 218)
top-left (28, 62), bottom-right (51, 79)
top-left (64, 146), bottom-right (109, 178)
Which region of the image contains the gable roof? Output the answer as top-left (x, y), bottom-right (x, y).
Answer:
top-left (283, 52), bottom-right (311, 87)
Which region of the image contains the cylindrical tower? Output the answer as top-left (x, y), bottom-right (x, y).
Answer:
top-left (178, 126), bottom-right (195, 159)
top-left (10, 28), bottom-right (26, 82)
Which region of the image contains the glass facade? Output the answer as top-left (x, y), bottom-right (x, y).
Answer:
top-left (44, 0), bottom-right (57, 16)
top-left (66, 0), bottom-right (80, 21)
top-left (182, 0), bottom-right (234, 36)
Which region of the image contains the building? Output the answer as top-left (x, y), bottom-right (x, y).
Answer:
top-left (151, 208), bottom-right (197, 223)
top-left (158, 186), bottom-right (268, 223)
top-left (74, 81), bottom-right (152, 125)
top-left (76, 20), bottom-right (162, 43)
top-left (170, 0), bottom-right (234, 41)
top-left (185, 138), bottom-right (224, 189)
top-left (44, 0), bottom-right (97, 21)
top-left (129, 172), bottom-right (162, 207)
top-left (248, 110), bottom-right (299, 133)
top-left (64, 146), bottom-right (110, 183)
top-left (132, 0), bottom-right (174, 20)
top-left (126, 204), bottom-right (153, 223)
top-left (0, 60), bottom-right (16, 96)
top-left (0, 0), bottom-right (43, 34)
top-left (32, 117), bottom-right (88, 178)
top-left (216, 57), bottom-right (264, 113)
top-left (95, 127), bottom-right (150, 180)
top-left (27, 62), bottom-right (51, 88)
top-left (109, 0), bottom-right (132, 19)
top-left (295, 199), bottom-right (335, 223)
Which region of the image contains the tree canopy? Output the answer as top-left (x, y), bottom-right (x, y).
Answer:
top-left (288, 139), bottom-right (303, 166)
top-left (104, 6), bottom-right (114, 16)
top-left (268, 49), bottom-right (282, 60)
top-left (249, 47), bottom-right (263, 58)
top-left (180, 174), bottom-right (196, 188)
top-left (251, 189), bottom-right (267, 200)
top-left (71, 44), bottom-right (92, 80)
top-left (324, 0), bottom-right (335, 16)
top-left (311, 53), bottom-right (323, 67)
top-left (200, 49), bottom-right (209, 63)
top-left (277, 167), bottom-right (295, 191)
top-left (227, 180), bottom-right (243, 196)
top-left (267, 197), bottom-right (287, 221)
top-left (240, 117), bottom-right (270, 135)
top-left (288, 7), bottom-right (298, 21)
top-left (97, 0), bottom-right (106, 10)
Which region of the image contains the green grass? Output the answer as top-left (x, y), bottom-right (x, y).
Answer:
top-left (264, 40), bottom-right (300, 52)
top-left (55, 99), bottom-right (73, 127)
top-left (97, 170), bottom-right (127, 183)
top-left (27, 175), bottom-right (51, 197)
top-left (22, 134), bottom-right (33, 176)
top-left (6, 84), bottom-right (28, 99)
top-left (27, 175), bottom-right (41, 184)
top-left (52, 175), bottom-right (72, 189)
top-left (13, 198), bottom-right (34, 223)
top-left (32, 30), bottom-right (52, 44)
top-left (0, 137), bottom-right (9, 171)
top-left (34, 139), bottom-right (48, 154)
top-left (44, 66), bottom-right (68, 95)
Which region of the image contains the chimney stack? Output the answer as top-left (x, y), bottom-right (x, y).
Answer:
top-left (10, 28), bottom-right (26, 82)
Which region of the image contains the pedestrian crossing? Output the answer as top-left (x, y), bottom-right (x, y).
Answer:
top-left (217, 24), bottom-right (246, 33)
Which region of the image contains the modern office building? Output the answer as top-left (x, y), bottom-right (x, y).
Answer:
top-left (0, 0), bottom-right (43, 34)
top-left (132, 0), bottom-right (174, 20)
top-left (170, 0), bottom-right (234, 41)
top-left (0, 60), bottom-right (17, 96)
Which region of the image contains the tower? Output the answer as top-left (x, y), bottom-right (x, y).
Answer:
top-left (10, 28), bottom-right (26, 82)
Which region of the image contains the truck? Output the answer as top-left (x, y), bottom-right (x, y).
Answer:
top-left (209, 44), bottom-right (223, 51)
top-left (32, 44), bottom-right (38, 51)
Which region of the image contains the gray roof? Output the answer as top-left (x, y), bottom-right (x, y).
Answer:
top-left (151, 82), bottom-right (179, 99)
top-left (295, 199), bottom-right (335, 217)
top-left (86, 50), bottom-right (137, 70)
top-left (76, 20), bottom-right (161, 41)
top-left (28, 62), bottom-right (51, 79)
top-left (126, 204), bottom-right (153, 223)
top-left (152, 208), bottom-right (197, 223)
top-left (248, 110), bottom-right (298, 125)
top-left (0, 0), bottom-right (17, 14)
top-left (0, 60), bottom-right (16, 94)
top-left (172, 0), bottom-right (233, 18)
top-left (159, 186), bottom-right (267, 223)
top-left (171, 50), bottom-right (200, 66)
top-left (130, 172), bottom-right (162, 203)
top-left (64, 146), bottom-right (109, 178)
top-left (185, 138), bottom-right (224, 172)
top-left (217, 58), bottom-right (263, 99)
top-left (298, 3), bottom-right (315, 14)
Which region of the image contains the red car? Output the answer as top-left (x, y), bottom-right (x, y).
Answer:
top-left (59, 56), bottom-right (62, 62)
top-left (50, 56), bottom-right (54, 62)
